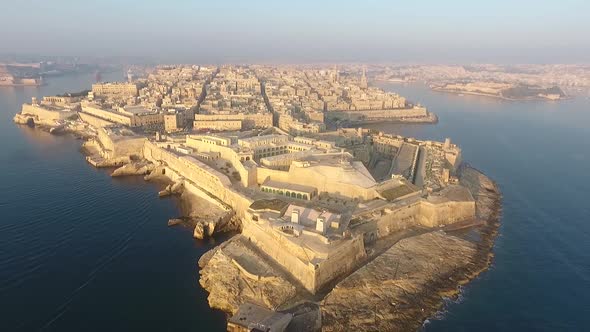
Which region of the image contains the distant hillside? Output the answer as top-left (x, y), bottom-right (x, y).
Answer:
top-left (501, 85), bottom-right (565, 99)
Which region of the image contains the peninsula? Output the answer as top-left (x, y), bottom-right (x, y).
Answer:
top-left (373, 64), bottom-right (590, 100)
top-left (430, 82), bottom-right (566, 101)
top-left (14, 64), bottom-right (501, 332)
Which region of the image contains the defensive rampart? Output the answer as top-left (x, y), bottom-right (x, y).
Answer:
top-left (185, 136), bottom-right (256, 187)
top-left (21, 103), bottom-right (76, 124)
top-left (143, 141), bottom-right (253, 218)
top-left (79, 112), bottom-right (116, 128)
top-left (327, 107), bottom-right (429, 121)
top-left (242, 218), bottom-right (366, 294)
top-left (366, 198), bottom-right (476, 239)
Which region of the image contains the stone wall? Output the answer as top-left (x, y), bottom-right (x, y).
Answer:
top-left (242, 218), bottom-right (366, 294)
top-left (242, 221), bottom-right (320, 292)
top-left (376, 201), bottom-right (422, 237)
top-left (418, 200), bottom-right (475, 227)
top-left (143, 141), bottom-right (254, 219)
top-left (327, 107), bottom-right (429, 121)
top-left (81, 104), bottom-right (132, 126)
top-left (79, 112), bottom-right (116, 128)
top-left (96, 129), bottom-right (145, 159)
top-left (256, 167), bottom-right (293, 184)
top-left (373, 198), bottom-right (475, 238)
top-left (185, 136), bottom-right (255, 187)
top-left (314, 235), bottom-right (366, 292)
top-left (21, 103), bottom-right (76, 124)
top-left (159, 164), bottom-right (229, 211)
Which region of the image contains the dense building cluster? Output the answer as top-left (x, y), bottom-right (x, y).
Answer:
top-left (194, 66), bottom-right (272, 131)
top-left (20, 65), bottom-right (431, 136)
top-left (15, 64), bottom-right (487, 332)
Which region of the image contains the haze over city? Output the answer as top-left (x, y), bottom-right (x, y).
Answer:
top-left (1, 0), bottom-right (589, 63)
top-left (2, 1), bottom-right (590, 332)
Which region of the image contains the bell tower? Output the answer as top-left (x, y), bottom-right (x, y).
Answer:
top-left (360, 67), bottom-right (368, 89)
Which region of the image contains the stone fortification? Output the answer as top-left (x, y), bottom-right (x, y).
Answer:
top-left (143, 141), bottom-right (254, 219)
top-left (185, 135), bottom-right (257, 187)
top-left (242, 211), bottom-right (366, 294)
top-left (326, 106), bottom-right (431, 122)
top-left (198, 236), bottom-right (297, 314)
top-left (95, 127), bottom-right (145, 160)
top-left (78, 112), bottom-right (116, 128)
top-left (16, 103), bottom-right (78, 126)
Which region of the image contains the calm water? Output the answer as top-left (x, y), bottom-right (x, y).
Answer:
top-left (371, 83), bottom-right (590, 331)
top-left (0, 73), bottom-right (226, 331)
top-left (1, 75), bottom-right (589, 332)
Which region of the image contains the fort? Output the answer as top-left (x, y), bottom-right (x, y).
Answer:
top-left (78, 125), bottom-right (475, 295)
top-left (13, 64), bottom-right (501, 332)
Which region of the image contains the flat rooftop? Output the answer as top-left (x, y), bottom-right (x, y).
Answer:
top-left (121, 105), bottom-right (158, 115)
top-left (262, 179), bottom-right (316, 194)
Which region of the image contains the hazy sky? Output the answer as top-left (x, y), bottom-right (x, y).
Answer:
top-left (1, 0), bottom-right (589, 63)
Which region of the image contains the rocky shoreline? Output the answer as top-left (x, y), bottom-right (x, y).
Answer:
top-left (431, 86), bottom-right (566, 101)
top-left (198, 164), bottom-right (502, 331)
top-left (15, 119), bottom-right (501, 331)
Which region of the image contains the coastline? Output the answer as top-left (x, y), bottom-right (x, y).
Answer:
top-left (319, 164), bottom-right (501, 331)
top-left (17, 120), bottom-right (234, 240)
top-left (419, 164), bottom-right (502, 330)
top-left (339, 112), bottom-right (439, 126)
top-left (0, 83), bottom-right (43, 87)
top-left (431, 87), bottom-right (566, 102)
top-left (374, 80), bottom-right (567, 101)
top-left (14, 111), bottom-right (500, 331)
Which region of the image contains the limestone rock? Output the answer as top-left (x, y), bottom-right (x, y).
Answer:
top-left (170, 180), bottom-right (184, 194)
top-left (168, 218), bottom-right (183, 226)
top-left (207, 221), bottom-right (216, 237)
top-left (193, 222), bottom-right (206, 239)
top-left (111, 161), bottom-right (155, 177)
top-left (321, 231), bottom-right (477, 332)
top-left (13, 113), bottom-right (35, 126)
top-left (199, 236), bottom-right (296, 315)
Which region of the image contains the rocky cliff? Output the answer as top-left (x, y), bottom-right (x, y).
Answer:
top-left (198, 235), bottom-right (297, 314)
top-left (321, 166), bottom-right (501, 331)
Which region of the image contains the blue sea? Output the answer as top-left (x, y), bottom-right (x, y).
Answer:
top-left (0, 72), bottom-right (226, 331)
top-left (1, 74), bottom-right (589, 331)
top-left (371, 82), bottom-right (590, 331)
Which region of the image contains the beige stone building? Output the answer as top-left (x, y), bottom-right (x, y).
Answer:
top-left (92, 82), bottom-right (139, 97)
top-left (81, 102), bottom-right (163, 128)
top-left (194, 113), bottom-right (272, 130)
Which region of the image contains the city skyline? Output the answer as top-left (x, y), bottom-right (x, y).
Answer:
top-left (1, 0), bottom-right (589, 63)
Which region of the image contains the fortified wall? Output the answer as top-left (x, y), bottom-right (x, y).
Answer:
top-left (20, 103), bottom-right (77, 125)
top-left (327, 106), bottom-right (429, 121)
top-left (81, 103), bottom-right (133, 126)
top-left (78, 112), bottom-right (116, 128)
top-left (355, 186), bottom-right (476, 239)
top-left (94, 127), bottom-right (145, 160)
top-left (242, 215), bottom-right (366, 294)
top-left (143, 141), bottom-right (254, 218)
top-left (185, 135), bottom-right (256, 187)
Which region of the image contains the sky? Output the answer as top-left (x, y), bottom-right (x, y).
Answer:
top-left (0, 0), bottom-right (588, 64)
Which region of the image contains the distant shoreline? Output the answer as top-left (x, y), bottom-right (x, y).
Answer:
top-left (375, 79), bottom-right (567, 101)
top-left (0, 83), bottom-right (43, 87)
top-left (430, 87), bottom-right (567, 101)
